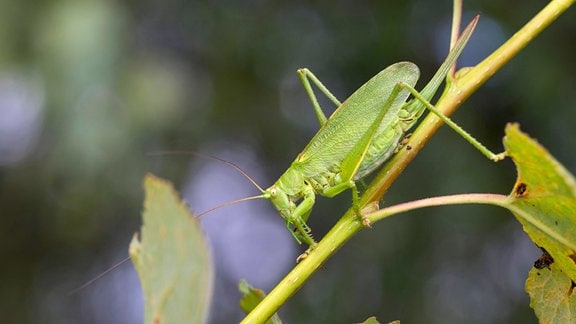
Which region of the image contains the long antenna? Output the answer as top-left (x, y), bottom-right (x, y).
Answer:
top-left (147, 150), bottom-right (266, 192)
top-left (196, 194), bottom-right (267, 218)
top-left (68, 257), bottom-right (131, 295)
top-left (148, 151), bottom-right (270, 217)
top-left (72, 151), bottom-right (268, 293)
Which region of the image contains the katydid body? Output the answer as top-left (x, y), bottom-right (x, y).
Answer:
top-left (262, 16), bottom-right (503, 250)
top-left (264, 63), bottom-right (418, 247)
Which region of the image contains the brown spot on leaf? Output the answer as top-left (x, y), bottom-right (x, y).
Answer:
top-left (569, 281), bottom-right (576, 296)
top-left (534, 247), bottom-right (554, 269)
top-left (515, 182), bottom-right (528, 197)
top-left (570, 253), bottom-right (576, 264)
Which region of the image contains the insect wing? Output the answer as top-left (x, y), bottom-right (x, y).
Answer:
top-left (294, 62), bottom-right (420, 180)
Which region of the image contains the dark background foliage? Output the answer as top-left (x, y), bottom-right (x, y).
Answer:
top-left (0, 0), bottom-right (574, 323)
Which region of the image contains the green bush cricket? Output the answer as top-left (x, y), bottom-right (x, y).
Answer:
top-left (210, 15), bottom-right (502, 256)
top-left (196, 15), bottom-right (506, 258)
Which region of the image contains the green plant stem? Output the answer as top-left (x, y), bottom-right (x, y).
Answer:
top-left (366, 194), bottom-right (508, 223)
top-left (241, 194), bottom-right (509, 324)
top-left (364, 0), bottom-right (575, 205)
top-left (241, 0), bottom-right (574, 322)
top-left (241, 213), bottom-right (362, 324)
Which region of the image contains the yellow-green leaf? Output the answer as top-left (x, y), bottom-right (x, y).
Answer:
top-left (502, 123), bottom-right (576, 282)
top-left (353, 316), bottom-right (398, 324)
top-left (500, 124), bottom-right (576, 322)
top-left (354, 316), bottom-right (382, 324)
top-left (130, 174), bottom-right (213, 324)
top-left (526, 262), bottom-right (576, 323)
top-left (238, 280), bottom-right (282, 324)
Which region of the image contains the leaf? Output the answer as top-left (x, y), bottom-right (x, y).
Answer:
top-left (354, 316), bottom-right (382, 324)
top-left (502, 123), bottom-right (576, 282)
top-left (238, 280), bottom-right (282, 324)
top-left (501, 124), bottom-right (576, 322)
top-left (130, 174), bottom-right (213, 324)
top-left (526, 262), bottom-right (576, 323)
top-left (353, 317), bottom-right (399, 324)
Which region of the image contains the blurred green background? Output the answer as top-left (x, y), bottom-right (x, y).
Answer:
top-left (0, 0), bottom-right (574, 323)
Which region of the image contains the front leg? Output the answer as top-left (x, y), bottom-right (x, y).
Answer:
top-left (288, 185), bottom-right (317, 247)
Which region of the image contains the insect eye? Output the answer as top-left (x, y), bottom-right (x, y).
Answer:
top-left (270, 188), bottom-right (277, 196)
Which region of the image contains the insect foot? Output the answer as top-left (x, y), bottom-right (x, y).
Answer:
top-left (296, 252), bottom-right (308, 263)
top-left (296, 243), bottom-right (318, 263)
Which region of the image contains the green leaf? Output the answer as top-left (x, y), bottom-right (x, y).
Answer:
top-left (352, 317), bottom-right (399, 324)
top-left (502, 123), bottom-right (576, 282)
top-left (526, 261), bottom-right (576, 323)
top-left (238, 280), bottom-right (282, 324)
top-left (354, 316), bottom-right (382, 324)
top-left (130, 174), bottom-right (213, 324)
top-left (501, 124), bottom-right (576, 322)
